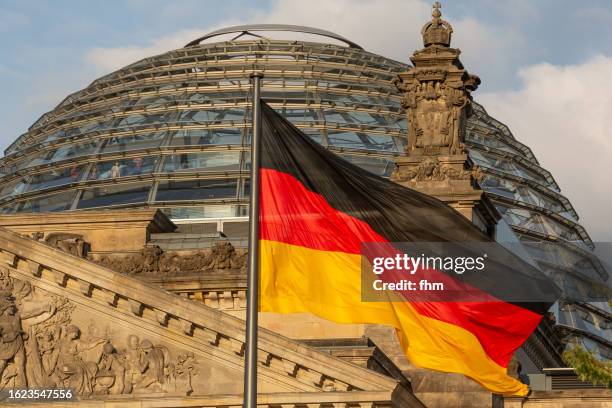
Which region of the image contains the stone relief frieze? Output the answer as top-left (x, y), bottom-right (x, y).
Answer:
top-left (0, 270), bottom-right (198, 397)
top-left (390, 157), bottom-right (483, 183)
top-left (93, 241), bottom-right (247, 276)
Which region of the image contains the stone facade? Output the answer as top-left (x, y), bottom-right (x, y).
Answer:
top-left (0, 217), bottom-right (425, 407)
top-left (0, 209), bottom-right (609, 407)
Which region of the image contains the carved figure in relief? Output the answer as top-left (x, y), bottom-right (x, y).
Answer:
top-left (94, 241), bottom-right (247, 275)
top-left (0, 277), bottom-right (56, 390)
top-left (96, 342), bottom-right (125, 395)
top-left (0, 271), bottom-right (198, 396)
top-left (414, 98), bottom-right (453, 149)
top-left (141, 246), bottom-right (163, 273)
top-left (123, 334), bottom-right (147, 393)
top-left (51, 324), bottom-right (106, 395)
top-left (0, 290), bottom-right (27, 388)
top-left (205, 241), bottom-right (242, 270)
top-left (137, 339), bottom-right (169, 391)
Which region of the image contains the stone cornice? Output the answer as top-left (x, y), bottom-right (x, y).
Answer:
top-left (1, 389), bottom-right (419, 407)
top-left (0, 208), bottom-right (175, 233)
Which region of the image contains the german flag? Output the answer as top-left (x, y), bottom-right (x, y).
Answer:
top-left (257, 101), bottom-right (559, 396)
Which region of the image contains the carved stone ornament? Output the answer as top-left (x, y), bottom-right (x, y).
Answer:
top-left (44, 233), bottom-right (89, 258)
top-left (390, 157), bottom-right (482, 183)
top-left (0, 269), bottom-right (198, 396)
top-left (394, 2), bottom-right (480, 157)
top-left (421, 1), bottom-right (453, 47)
top-left (93, 241), bottom-right (247, 276)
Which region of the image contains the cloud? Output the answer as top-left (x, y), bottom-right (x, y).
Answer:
top-left (84, 28), bottom-right (224, 74)
top-left (82, 0), bottom-right (518, 84)
top-left (452, 17), bottom-right (526, 89)
top-left (478, 55), bottom-right (612, 241)
top-left (83, 0), bottom-right (429, 73)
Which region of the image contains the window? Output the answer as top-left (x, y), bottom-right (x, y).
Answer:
top-left (338, 154), bottom-right (394, 177)
top-left (77, 183), bottom-right (151, 208)
top-left (8, 191), bottom-right (77, 213)
top-left (101, 131), bottom-right (167, 153)
top-left (155, 179), bottom-right (237, 201)
top-left (88, 156), bottom-right (158, 180)
top-left (170, 129), bottom-right (243, 146)
top-left (327, 130), bottom-right (397, 151)
top-left (162, 152), bottom-right (241, 173)
top-left (45, 140), bottom-right (100, 163)
top-left (161, 204), bottom-right (241, 219)
top-left (179, 108), bottom-right (245, 123)
top-left (14, 164), bottom-right (88, 194)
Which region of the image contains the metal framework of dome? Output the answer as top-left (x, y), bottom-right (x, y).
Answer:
top-left (184, 24), bottom-right (364, 49)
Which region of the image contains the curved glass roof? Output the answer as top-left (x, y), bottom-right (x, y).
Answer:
top-left (0, 32), bottom-right (608, 354)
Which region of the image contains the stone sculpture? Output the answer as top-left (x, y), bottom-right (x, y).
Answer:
top-left (0, 271), bottom-right (198, 396)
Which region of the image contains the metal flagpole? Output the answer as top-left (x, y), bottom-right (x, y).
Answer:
top-left (244, 72), bottom-right (263, 408)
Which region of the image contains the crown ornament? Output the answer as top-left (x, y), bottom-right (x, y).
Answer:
top-left (421, 1), bottom-right (453, 47)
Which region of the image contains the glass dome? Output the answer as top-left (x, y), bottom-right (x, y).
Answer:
top-left (0, 34), bottom-right (408, 218)
top-left (0, 26), bottom-right (608, 356)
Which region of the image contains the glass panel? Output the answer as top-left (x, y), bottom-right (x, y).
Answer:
top-left (24, 140), bottom-right (100, 169)
top-left (5, 190), bottom-right (77, 213)
top-left (466, 131), bottom-right (522, 155)
top-left (100, 131), bottom-right (167, 153)
top-left (542, 265), bottom-right (610, 306)
top-left (278, 108), bottom-right (320, 124)
top-left (77, 182), bottom-right (151, 209)
top-left (88, 156), bottom-right (158, 181)
top-left (337, 154), bottom-right (394, 176)
top-left (179, 108), bottom-right (245, 123)
top-left (0, 201), bottom-right (20, 214)
top-left (260, 90), bottom-right (314, 104)
top-left (343, 111), bottom-right (390, 127)
top-left (181, 91), bottom-right (246, 104)
top-left (307, 130), bottom-right (324, 145)
top-left (0, 178), bottom-right (28, 199)
top-left (522, 240), bottom-right (605, 283)
top-left (13, 164), bottom-right (88, 194)
top-left (390, 116), bottom-right (408, 130)
top-left (497, 205), bottom-right (580, 241)
top-left (327, 130), bottom-right (397, 151)
top-left (480, 175), bottom-right (565, 212)
top-left (170, 128), bottom-right (243, 146)
top-left (558, 303), bottom-right (611, 342)
top-left (469, 149), bottom-right (548, 185)
top-left (155, 179), bottom-right (238, 201)
top-left (162, 152), bottom-right (241, 173)
top-left (133, 95), bottom-right (175, 109)
top-left (161, 204), bottom-right (239, 219)
top-left (319, 92), bottom-right (375, 107)
top-left (324, 110), bottom-right (356, 124)
top-left (113, 112), bottom-right (171, 128)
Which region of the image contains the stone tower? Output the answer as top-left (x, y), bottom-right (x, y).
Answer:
top-left (391, 2), bottom-right (499, 234)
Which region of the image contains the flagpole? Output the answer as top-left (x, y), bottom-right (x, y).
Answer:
top-left (244, 72), bottom-right (263, 408)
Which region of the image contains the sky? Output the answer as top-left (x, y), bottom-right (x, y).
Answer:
top-left (1, 0), bottom-right (611, 241)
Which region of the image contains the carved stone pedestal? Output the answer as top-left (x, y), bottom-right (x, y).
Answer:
top-left (391, 154), bottom-right (498, 234)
